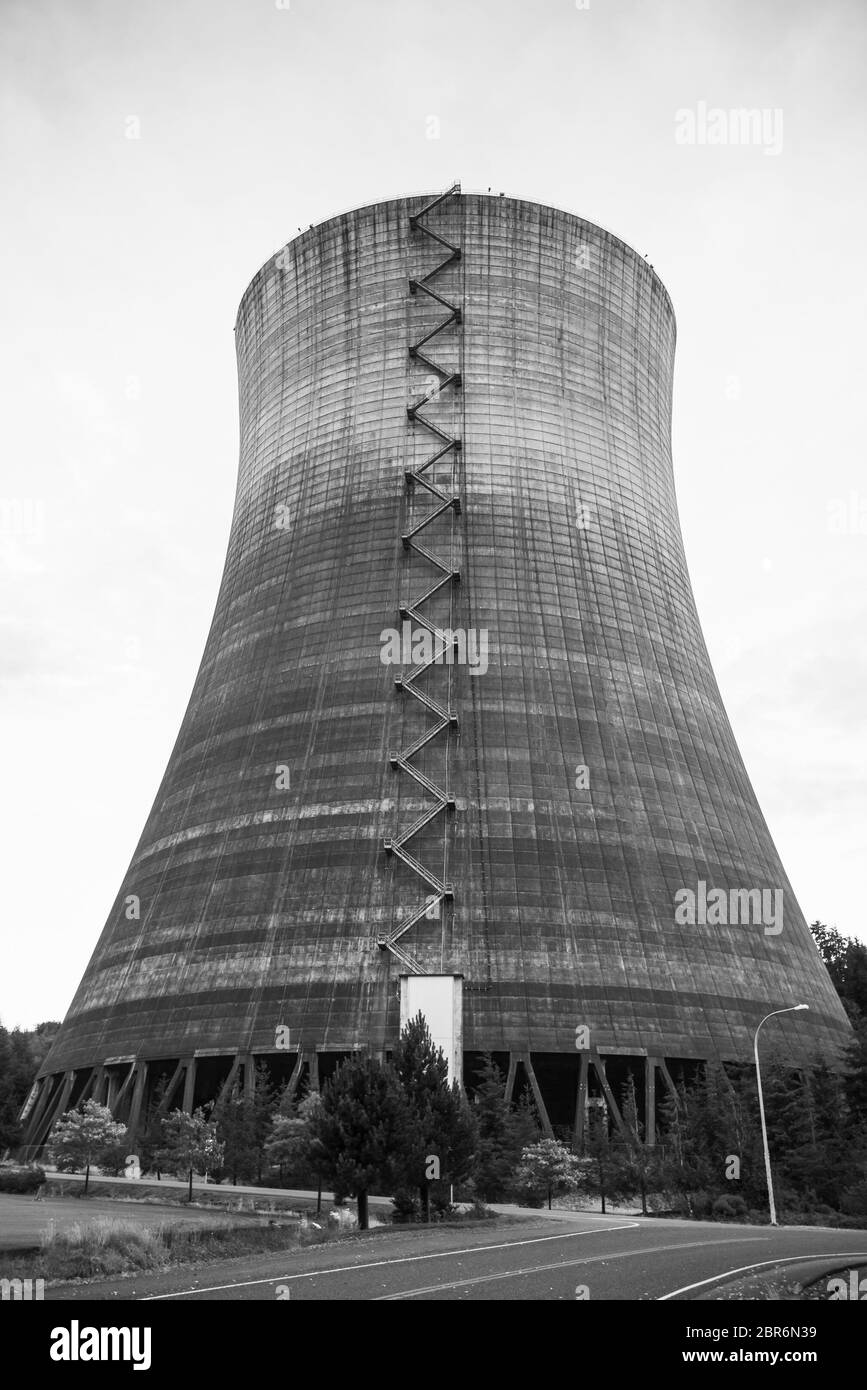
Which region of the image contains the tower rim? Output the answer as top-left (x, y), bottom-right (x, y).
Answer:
top-left (234, 187), bottom-right (676, 336)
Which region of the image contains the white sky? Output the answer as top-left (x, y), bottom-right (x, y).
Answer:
top-left (1, 0), bottom-right (865, 1028)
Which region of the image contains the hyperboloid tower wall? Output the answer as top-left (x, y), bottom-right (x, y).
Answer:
top-left (25, 188), bottom-right (849, 1146)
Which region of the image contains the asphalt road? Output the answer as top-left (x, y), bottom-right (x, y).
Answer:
top-left (42, 1212), bottom-right (867, 1301)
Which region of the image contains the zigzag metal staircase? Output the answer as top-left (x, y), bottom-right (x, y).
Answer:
top-left (379, 185), bottom-right (463, 975)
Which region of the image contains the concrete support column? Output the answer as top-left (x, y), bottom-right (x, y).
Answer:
top-left (307, 1052), bottom-right (320, 1093)
top-left (283, 1052), bottom-right (304, 1107)
top-left (181, 1057), bottom-right (196, 1113)
top-left (522, 1055), bottom-right (554, 1138)
top-left (31, 1070), bottom-right (75, 1149)
top-left (78, 1066), bottom-right (103, 1107)
top-left (20, 1076), bottom-right (53, 1147)
top-left (242, 1053), bottom-right (256, 1097)
top-left (589, 1050), bottom-right (630, 1142)
top-left (126, 1062), bottom-right (148, 1141)
top-left (112, 1062), bottom-right (137, 1120)
top-left (106, 1069), bottom-right (121, 1112)
top-left (573, 1050), bottom-right (590, 1150)
top-left (216, 1056), bottom-right (241, 1106)
top-left (645, 1057), bottom-right (657, 1146)
top-left (503, 1053), bottom-right (517, 1105)
top-left (156, 1061), bottom-right (184, 1117)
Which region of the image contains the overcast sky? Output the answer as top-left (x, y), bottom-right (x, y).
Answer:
top-left (1, 0), bottom-right (865, 1028)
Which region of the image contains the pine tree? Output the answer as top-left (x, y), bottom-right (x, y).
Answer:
top-left (0, 1020), bottom-right (60, 1151)
top-left (307, 1056), bottom-right (419, 1229)
top-left (580, 1099), bottom-right (638, 1214)
top-left (513, 1085), bottom-right (542, 1152)
top-left (810, 921), bottom-right (867, 1024)
top-left (265, 1092), bottom-right (324, 1200)
top-left (137, 1072), bottom-right (172, 1177)
top-left (788, 1061), bottom-right (859, 1209)
top-left (392, 1013), bottom-right (476, 1218)
top-left (722, 1063), bottom-right (769, 1209)
top-left (265, 1113), bottom-right (305, 1172)
top-left (470, 1055), bottom-right (540, 1202)
top-left (213, 1090), bottom-right (258, 1185)
top-left (617, 1073), bottom-right (665, 1215)
top-left (656, 1079), bottom-right (716, 1215)
top-left (249, 1061), bottom-right (279, 1182)
top-left (759, 1058), bottom-right (816, 1217)
top-left (0, 1023), bottom-right (22, 1151)
top-left (842, 1019), bottom-right (867, 1121)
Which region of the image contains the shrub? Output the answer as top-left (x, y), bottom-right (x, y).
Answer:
top-left (429, 1187), bottom-right (456, 1220)
top-left (510, 1182), bottom-right (545, 1207)
top-left (52, 1151), bottom-right (80, 1174)
top-left (469, 1198), bottom-right (497, 1220)
top-left (689, 1189), bottom-right (715, 1219)
top-left (711, 1193), bottom-right (748, 1220)
top-left (841, 1179), bottom-right (867, 1217)
top-left (0, 1165), bottom-right (45, 1194)
top-left (645, 1191), bottom-right (678, 1215)
top-left (391, 1188), bottom-right (421, 1223)
top-left (36, 1220), bottom-right (163, 1279)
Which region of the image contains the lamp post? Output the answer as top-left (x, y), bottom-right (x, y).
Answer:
top-left (754, 1004), bottom-right (809, 1226)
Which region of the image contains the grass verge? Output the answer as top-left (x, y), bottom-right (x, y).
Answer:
top-left (43, 1177), bottom-right (321, 1213)
top-left (0, 1216), bottom-right (339, 1282)
top-left (0, 1210), bottom-right (501, 1284)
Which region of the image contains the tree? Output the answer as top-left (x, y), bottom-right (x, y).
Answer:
top-left (513, 1086), bottom-right (542, 1152)
top-left (810, 921), bottom-right (849, 986)
top-left (842, 1019), bottom-right (867, 1124)
top-left (617, 1074), bottom-right (665, 1216)
top-left (0, 1019), bottom-right (60, 1152)
top-left (265, 1113), bottom-right (306, 1177)
top-left (307, 1056), bottom-right (419, 1229)
top-left (649, 1056), bottom-right (867, 1222)
top-left (581, 1108), bottom-right (631, 1214)
top-left (248, 1061), bottom-right (280, 1182)
top-left (297, 1092), bottom-right (326, 1210)
top-left (668, 1062), bottom-right (768, 1212)
top-left (654, 1072), bottom-right (723, 1215)
top-left (29, 1021), bottom-right (62, 1060)
top-left (392, 1013), bottom-right (476, 1219)
top-left (0, 1024), bottom-right (24, 1151)
top-left (470, 1055), bottom-right (540, 1201)
top-left (212, 1062), bottom-right (280, 1185)
top-left (157, 1108), bottom-right (224, 1202)
top-left (754, 1057), bottom-right (829, 1216)
top-left (810, 921), bottom-right (867, 1024)
top-left (47, 1100), bottom-right (127, 1194)
top-left (780, 1061), bottom-right (860, 1210)
top-left (137, 1071), bottom-right (172, 1178)
top-left (514, 1138), bottom-right (583, 1210)
top-left (265, 1092), bottom-right (325, 1206)
top-left (213, 1091), bottom-right (258, 1185)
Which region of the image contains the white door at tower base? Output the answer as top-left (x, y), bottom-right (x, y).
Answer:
top-left (399, 975), bottom-right (463, 1089)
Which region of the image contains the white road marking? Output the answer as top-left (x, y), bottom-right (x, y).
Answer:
top-left (374, 1238), bottom-right (767, 1299)
top-left (659, 1251), bottom-right (867, 1300)
top-left (140, 1222), bottom-right (641, 1299)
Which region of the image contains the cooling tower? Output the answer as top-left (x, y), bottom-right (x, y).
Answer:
top-left (24, 187), bottom-right (850, 1147)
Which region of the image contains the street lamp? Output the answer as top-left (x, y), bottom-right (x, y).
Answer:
top-left (754, 1004), bottom-right (809, 1226)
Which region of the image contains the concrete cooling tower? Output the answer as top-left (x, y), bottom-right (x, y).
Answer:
top-left (23, 186), bottom-right (850, 1149)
